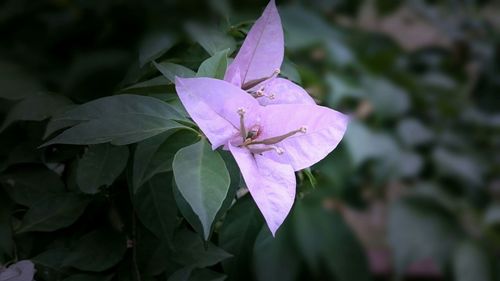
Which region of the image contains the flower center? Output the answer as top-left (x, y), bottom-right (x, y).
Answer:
top-left (236, 108), bottom-right (306, 155)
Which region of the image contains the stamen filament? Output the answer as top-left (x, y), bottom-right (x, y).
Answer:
top-left (237, 108), bottom-right (246, 142)
top-left (241, 68), bottom-right (281, 90)
top-left (247, 126), bottom-right (307, 146)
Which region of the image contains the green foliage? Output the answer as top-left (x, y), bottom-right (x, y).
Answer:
top-left (172, 139), bottom-right (230, 240)
top-left (0, 0), bottom-right (499, 280)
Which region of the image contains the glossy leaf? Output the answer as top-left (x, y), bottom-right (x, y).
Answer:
top-left (171, 229), bottom-right (232, 267)
top-left (219, 196), bottom-right (263, 281)
top-left (43, 94), bottom-right (188, 146)
top-left (17, 193), bottom-right (89, 233)
top-left (133, 128), bottom-right (199, 193)
top-left (139, 31), bottom-right (177, 67)
top-left (196, 49), bottom-right (230, 79)
top-left (172, 139), bottom-right (230, 239)
top-left (0, 93), bottom-right (73, 132)
top-left (154, 62), bottom-right (196, 84)
top-left (63, 229), bottom-right (127, 272)
top-left (134, 173), bottom-right (177, 245)
top-left (0, 166), bottom-right (65, 206)
top-left (186, 23), bottom-right (236, 55)
top-left (77, 144), bottom-right (129, 194)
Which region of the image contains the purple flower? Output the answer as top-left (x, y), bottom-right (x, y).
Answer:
top-left (174, 0), bottom-right (348, 235)
top-left (0, 260), bottom-right (36, 281)
top-left (224, 0), bottom-right (315, 106)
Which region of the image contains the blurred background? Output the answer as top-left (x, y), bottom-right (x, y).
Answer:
top-left (0, 0), bottom-right (499, 280)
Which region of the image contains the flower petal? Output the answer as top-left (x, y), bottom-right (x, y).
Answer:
top-left (258, 78), bottom-right (316, 105)
top-left (228, 143), bottom-right (295, 236)
top-left (175, 77), bottom-right (260, 148)
top-left (224, 0), bottom-right (284, 86)
top-left (258, 104), bottom-right (349, 171)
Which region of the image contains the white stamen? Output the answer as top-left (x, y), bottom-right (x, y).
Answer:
top-left (299, 126), bottom-right (307, 133)
top-left (268, 93), bottom-right (275, 100)
top-left (274, 68), bottom-right (281, 74)
top-left (237, 107), bottom-right (246, 115)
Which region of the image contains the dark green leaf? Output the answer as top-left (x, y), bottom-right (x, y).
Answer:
top-left (43, 94), bottom-right (188, 146)
top-left (186, 23), bottom-right (236, 56)
top-left (62, 273), bottom-right (113, 281)
top-left (139, 32), bottom-right (177, 67)
top-left (172, 140), bottom-right (230, 239)
top-left (453, 240), bottom-right (493, 281)
top-left (134, 173), bottom-right (177, 246)
top-left (171, 229), bottom-right (232, 267)
top-left (280, 59), bottom-right (301, 84)
top-left (196, 49), bottom-right (230, 79)
top-left (133, 130), bottom-right (199, 193)
top-left (63, 229), bottom-right (127, 272)
top-left (0, 93), bottom-right (73, 132)
top-left (120, 76), bottom-right (171, 94)
top-left (0, 190), bottom-right (13, 261)
top-left (253, 227), bottom-right (300, 281)
top-left (77, 144), bottom-right (129, 194)
top-left (154, 62), bottom-right (196, 84)
top-left (388, 198), bottom-right (462, 276)
top-left (219, 196), bottom-right (263, 281)
top-left (17, 193), bottom-right (89, 233)
top-left (1, 166), bottom-right (65, 206)
top-left (292, 203), bottom-right (372, 281)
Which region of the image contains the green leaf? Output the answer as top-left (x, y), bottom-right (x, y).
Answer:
top-left (186, 23), bottom-right (236, 56)
top-left (62, 274), bottom-right (114, 281)
top-left (32, 247), bottom-right (70, 272)
top-left (139, 31), bottom-right (177, 67)
top-left (1, 166), bottom-right (65, 206)
top-left (120, 76), bottom-right (171, 94)
top-left (168, 267), bottom-right (227, 281)
top-left (388, 197), bottom-right (462, 276)
top-left (292, 202), bottom-right (371, 281)
top-left (196, 49), bottom-right (230, 79)
top-left (17, 193), bottom-right (89, 233)
top-left (172, 139), bottom-right (230, 240)
top-left (453, 240), bottom-right (493, 281)
top-left (173, 180), bottom-right (205, 240)
top-left (253, 227), bottom-right (300, 281)
top-left (0, 61), bottom-right (43, 100)
top-left (280, 5), bottom-right (338, 50)
top-left (133, 130), bottom-right (199, 193)
top-left (0, 190), bottom-right (13, 261)
top-left (0, 93), bottom-right (73, 132)
top-left (154, 62), bottom-right (196, 84)
top-left (362, 77), bottom-right (410, 118)
top-left (77, 144), bottom-right (129, 194)
top-left (396, 118), bottom-right (433, 147)
top-left (344, 121), bottom-right (400, 168)
top-left (432, 147), bottom-right (483, 186)
top-left (43, 94), bottom-right (188, 146)
top-left (280, 59), bottom-right (301, 84)
top-left (171, 229), bottom-right (232, 267)
top-left (219, 196), bottom-right (263, 281)
top-left (63, 229), bottom-right (127, 272)
top-left (134, 173), bottom-right (177, 246)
